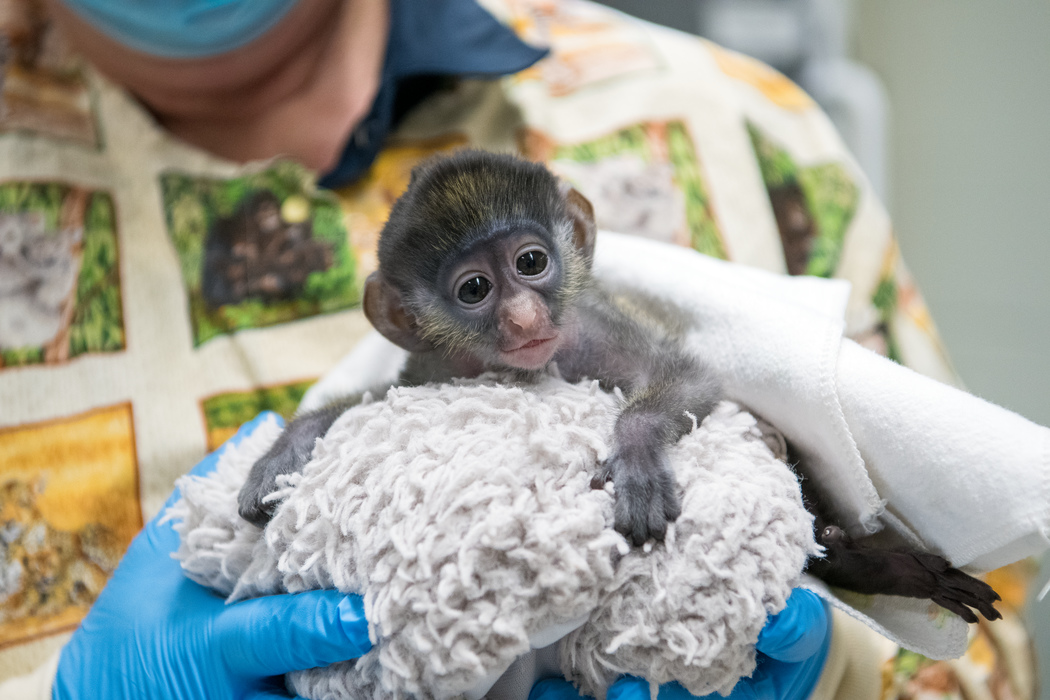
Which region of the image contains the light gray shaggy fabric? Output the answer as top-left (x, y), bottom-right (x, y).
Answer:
top-left (169, 375), bottom-right (817, 700)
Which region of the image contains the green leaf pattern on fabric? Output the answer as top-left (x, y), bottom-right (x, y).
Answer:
top-left (747, 122), bottom-right (859, 278)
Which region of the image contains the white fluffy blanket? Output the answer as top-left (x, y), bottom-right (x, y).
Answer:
top-left (169, 374), bottom-right (816, 700)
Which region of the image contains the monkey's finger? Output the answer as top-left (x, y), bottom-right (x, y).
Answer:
top-left (237, 489), bottom-right (278, 527)
top-left (938, 569), bottom-right (1002, 601)
top-left (615, 493), bottom-right (652, 546)
top-left (974, 584), bottom-right (1004, 620)
top-left (919, 558), bottom-right (1002, 621)
top-left (663, 492), bottom-right (681, 522)
top-left (977, 601), bottom-right (1003, 621)
top-left (616, 509), bottom-right (649, 547)
top-left (930, 594), bottom-right (978, 624)
top-left (614, 513), bottom-right (643, 546)
top-left (216, 591), bottom-right (371, 677)
top-left (951, 585), bottom-right (1002, 621)
top-left (647, 510), bottom-right (668, 543)
top-left (590, 467), bottom-right (612, 490)
top-left (941, 578), bottom-right (1002, 621)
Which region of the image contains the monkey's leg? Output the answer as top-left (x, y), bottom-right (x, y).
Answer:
top-left (808, 524), bottom-right (1002, 623)
top-left (237, 392), bottom-right (372, 526)
top-left (790, 453), bottom-right (1000, 622)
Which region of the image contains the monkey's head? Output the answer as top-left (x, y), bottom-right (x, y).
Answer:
top-left (364, 150), bottom-right (597, 371)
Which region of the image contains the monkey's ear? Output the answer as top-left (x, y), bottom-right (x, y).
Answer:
top-left (559, 182), bottom-right (597, 265)
top-left (363, 272), bottom-right (434, 352)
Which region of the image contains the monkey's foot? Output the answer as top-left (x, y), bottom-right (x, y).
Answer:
top-left (814, 527), bottom-right (1002, 623)
top-left (910, 552), bottom-right (1002, 623)
top-left (594, 450), bottom-right (681, 546)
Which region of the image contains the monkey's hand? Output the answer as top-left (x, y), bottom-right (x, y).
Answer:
top-left (238, 406), bottom-right (345, 526)
top-left (594, 443), bottom-right (681, 546)
top-left (237, 447), bottom-right (307, 527)
top-left (813, 526), bottom-right (1002, 623)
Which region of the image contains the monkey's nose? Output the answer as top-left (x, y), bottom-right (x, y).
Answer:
top-left (504, 294), bottom-right (543, 332)
top-left (508, 312), bottom-right (537, 332)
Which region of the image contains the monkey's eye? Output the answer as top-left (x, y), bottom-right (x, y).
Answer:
top-left (457, 276), bottom-right (492, 304)
top-left (516, 250), bottom-right (548, 276)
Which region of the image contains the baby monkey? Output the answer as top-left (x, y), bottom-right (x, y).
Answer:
top-left (239, 150), bottom-right (1000, 622)
top-left (241, 150), bottom-right (714, 545)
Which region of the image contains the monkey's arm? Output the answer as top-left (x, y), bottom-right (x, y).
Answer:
top-left (600, 349), bottom-right (722, 545)
top-left (237, 391), bottom-right (377, 526)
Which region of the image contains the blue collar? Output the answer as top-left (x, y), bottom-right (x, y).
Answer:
top-left (319, 0), bottom-right (547, 188)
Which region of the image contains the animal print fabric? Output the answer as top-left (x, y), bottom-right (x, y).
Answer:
top-left (0, 1), bottom-right (1028, 699)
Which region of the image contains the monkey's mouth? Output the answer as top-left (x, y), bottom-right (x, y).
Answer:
top-left (500, 335), bottom-right (559, 369)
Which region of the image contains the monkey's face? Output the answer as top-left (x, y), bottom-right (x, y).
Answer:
top-left (366, 150), bottom-right (596, 368)
top-left (434, 228), bottom-right (566, 370)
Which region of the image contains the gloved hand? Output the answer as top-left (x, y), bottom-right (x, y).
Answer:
top-left (53, 412), bottom-right (372, 700)
top-left (529, 588), bottom-right (831, 700)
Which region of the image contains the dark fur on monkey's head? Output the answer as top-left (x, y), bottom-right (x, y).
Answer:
top-left (380, 150), bottom-right (573, 289)
top-left (370, 150), bottom-right (596, 355)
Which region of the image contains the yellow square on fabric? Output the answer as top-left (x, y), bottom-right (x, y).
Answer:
top-left (0, 404), bottom-right (141, 648)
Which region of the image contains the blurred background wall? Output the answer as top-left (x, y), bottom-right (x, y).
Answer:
top-left (854, 1), bottom-right (1050, 429)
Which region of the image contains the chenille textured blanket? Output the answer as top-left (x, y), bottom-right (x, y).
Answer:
top-left (169, 376), bottom-right (817, 700)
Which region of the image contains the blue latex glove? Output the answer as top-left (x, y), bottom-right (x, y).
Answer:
top-left (530, 588), bottom-right (831, 700)
top-left (53, 412), bottom-right (372, 700)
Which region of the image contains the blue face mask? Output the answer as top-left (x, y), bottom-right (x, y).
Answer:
top-left (59, 0), bottom-right (303, 58)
